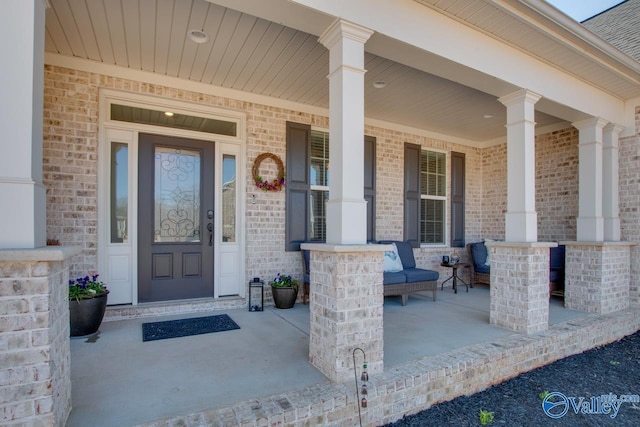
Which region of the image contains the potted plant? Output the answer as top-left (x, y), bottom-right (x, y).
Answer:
top-left (68, 274), bottom-right (109, 337)
top-left (270, 273), bottom-right (299, 309)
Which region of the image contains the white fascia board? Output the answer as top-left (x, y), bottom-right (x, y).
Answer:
top-left (290, 0), bottom-right (625, 124)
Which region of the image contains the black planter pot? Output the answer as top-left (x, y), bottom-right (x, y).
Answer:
top-left (271, 285), bottom-right (298, 309)
top-left (69, 292), bottom-right (109, 337)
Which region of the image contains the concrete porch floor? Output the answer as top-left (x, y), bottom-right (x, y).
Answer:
top-left (67, 286), bottom-right (587, 427)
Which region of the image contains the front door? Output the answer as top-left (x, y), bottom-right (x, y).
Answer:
top-left (138, 134), bottom-right (215, 303)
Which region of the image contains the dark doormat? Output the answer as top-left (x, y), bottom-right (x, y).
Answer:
top-left (142, 314), bottom-right (240, 342)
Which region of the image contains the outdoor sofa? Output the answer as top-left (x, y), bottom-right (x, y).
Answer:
top-left (379, 240), bottom-right (440, 305)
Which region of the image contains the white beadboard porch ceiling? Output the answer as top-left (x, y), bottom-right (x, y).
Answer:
top-left (43, 0), bottom-right (636, 144)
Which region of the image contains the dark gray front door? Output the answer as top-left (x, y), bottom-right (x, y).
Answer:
top-left (138, 134), bottom-right (214, 303)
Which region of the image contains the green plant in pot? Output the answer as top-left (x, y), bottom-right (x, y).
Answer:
top-left (69, 274), bottom-right (109, 337)
top-left (270, 273), bottom-right (299, 309)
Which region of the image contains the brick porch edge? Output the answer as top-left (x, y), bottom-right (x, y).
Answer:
top-left (139, 307), bottom-right (640, 427)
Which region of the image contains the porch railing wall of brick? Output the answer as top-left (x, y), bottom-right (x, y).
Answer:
top-left (138, 308), bottom-right (640, 427)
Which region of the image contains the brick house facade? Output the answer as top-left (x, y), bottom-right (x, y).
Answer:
top-left (2, 0), bottom-right (640, 425)
top-left (43, 65), bottom-right (601, 291)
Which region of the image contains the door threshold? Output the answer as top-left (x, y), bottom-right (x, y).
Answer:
top-left (104, 296), bottom-right (246, 322)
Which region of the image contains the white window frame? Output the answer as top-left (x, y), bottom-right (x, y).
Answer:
top-left (310, 127), bottom-right (329, 242)
top-left (420, 149), bottom-right (447, 246)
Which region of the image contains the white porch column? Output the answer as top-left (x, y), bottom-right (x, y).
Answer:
top-left (603, 123), bottom-right (624, 241)
top-left (319, 20), bottom-right (373, 244)
top-left (0, 0), bottom-right (47, 249)
top-left (572, 117), bottom-right (609, 242)
top-left (498, 89), bottom-right (541, 242)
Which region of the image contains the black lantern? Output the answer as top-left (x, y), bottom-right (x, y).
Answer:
top-left (249, 278), bottom-right (264, 312)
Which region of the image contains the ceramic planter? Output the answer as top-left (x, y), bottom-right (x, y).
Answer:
top-left (69, 292), bottom-right (109, 337)
top-left (270, 284), bottom-right (297, 309)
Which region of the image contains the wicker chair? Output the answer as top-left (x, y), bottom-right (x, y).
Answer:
top-left (549, 245), bottom-right (565, 297)
top-left (466, 242), bottom-right (566, 295)
top-left (466, 242), bottom-right (490, 287)
top-left (301, 249), bottom-right (310, 304)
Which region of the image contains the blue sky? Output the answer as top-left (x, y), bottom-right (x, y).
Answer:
top-left (545, 0), bottom-right (626, 22)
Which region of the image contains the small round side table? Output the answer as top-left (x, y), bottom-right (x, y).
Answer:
top-left (440, 262), bottom-right (470, 294)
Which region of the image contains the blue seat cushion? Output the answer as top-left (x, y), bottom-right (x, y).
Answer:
top-left (549, 245), bottom-right (565, 270)
top-left (383, 271), bottom-right (407, 285)
top-left (303, 272), bottom-right (310, 284)
top-left (470, 242), bottom-right (487, 269)
top-left (549, 268), bottom-right (562, 282)
top-left (475, 263), bottom-right (490, 274)
top-left (403, 268), bottom-right (439, 283)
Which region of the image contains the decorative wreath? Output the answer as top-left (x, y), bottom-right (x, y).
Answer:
top-left (252, 152), bottom-right (286, 192)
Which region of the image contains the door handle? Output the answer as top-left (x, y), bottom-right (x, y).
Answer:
top-left (207, 223), bottom-right (213, 246)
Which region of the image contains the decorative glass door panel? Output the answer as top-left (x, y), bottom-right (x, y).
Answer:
top-left (154, 147), bottom-right (201, 243)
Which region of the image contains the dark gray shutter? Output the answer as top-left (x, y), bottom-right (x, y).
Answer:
top-left (451, 151), bottom-right (465, 247)
top-left (285, 122), bottom-right (311, 251)
top-left (364, 136), bottom-right (376, 242)
top-left (404, 143), bottom-right (421, 248)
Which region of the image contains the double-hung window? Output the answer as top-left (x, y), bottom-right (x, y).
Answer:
top-left (404, 143), bottom-right (465, 248)
top-left (420, 150), bottom-right (446, 244)
top-left (310, 130), bottom-right (329, 241)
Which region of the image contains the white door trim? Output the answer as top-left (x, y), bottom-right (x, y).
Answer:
top-left (98, 89), bottom-right (246, 304)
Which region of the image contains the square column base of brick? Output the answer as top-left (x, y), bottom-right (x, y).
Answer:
top-left (563, 241), bottom-right (635, 314)
top-left (0, 246), bottom-right (80, 427)
top-left (488, 242), bottom-right (556, 334)
top-left (301, 243), bottom-right (388, 383)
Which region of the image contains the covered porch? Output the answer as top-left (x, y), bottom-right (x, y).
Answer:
top-left (69, 288), bottom-right (593, 426)
top-left (2, 1), bottom-right (640, 426)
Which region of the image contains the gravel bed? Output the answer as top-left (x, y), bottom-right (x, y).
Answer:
top-left (382, 331), bottom-right (640, 426)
